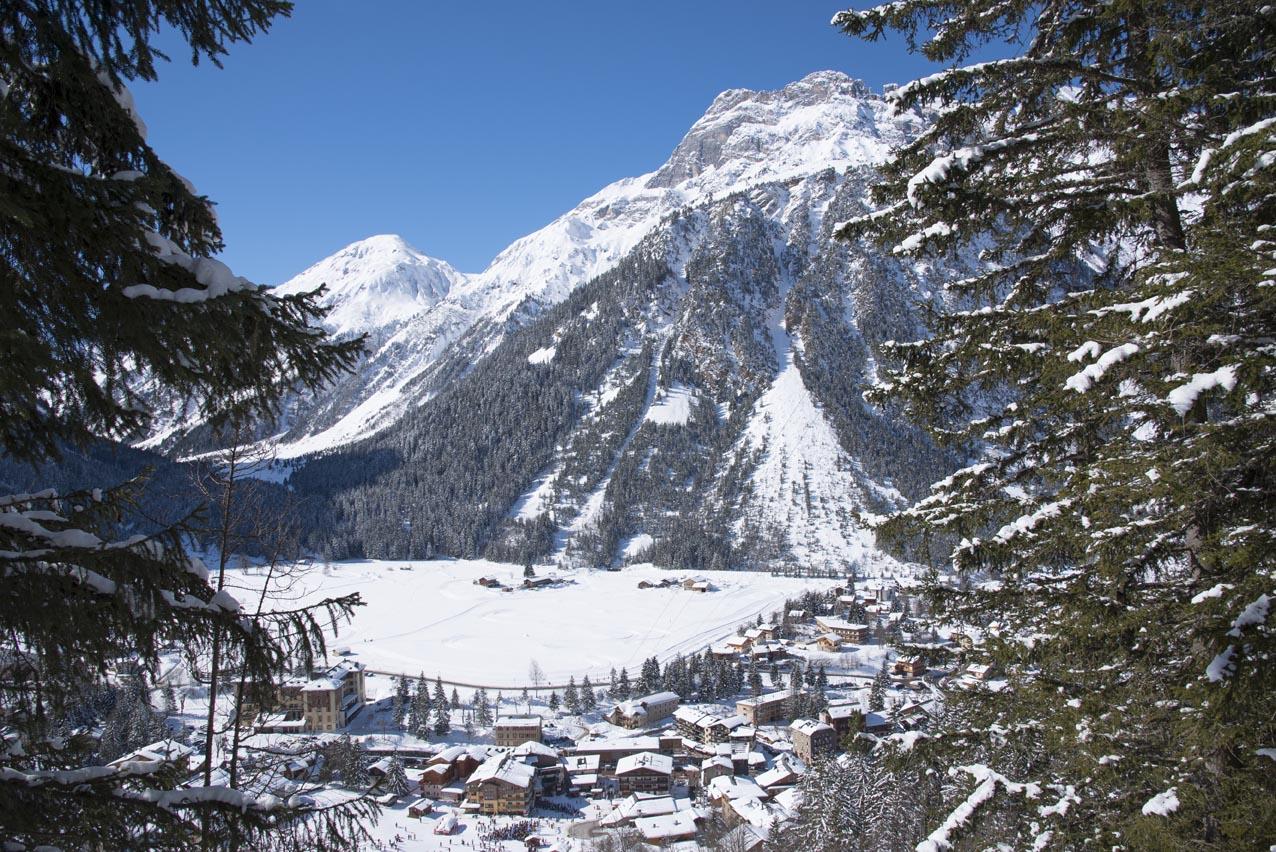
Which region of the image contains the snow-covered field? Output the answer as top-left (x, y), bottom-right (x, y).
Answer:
top-left (224, 559), bottom-right (839, 684)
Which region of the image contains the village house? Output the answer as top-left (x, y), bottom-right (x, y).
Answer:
top-left (464, 753), bottom-right (535, 816)
top-left (814, 616), bottom-right (870, 644)
top-left (607, 690), bottom-right (680, 729)
top-left (705, 774), bottom-right (768, 823)
top-left (494, 715), bottom-right (542, 747)
top-left (790, 719), bottom-right (837, 762)
top-left (698, 754), bottom-right (734, 788)
top-left (785, 608), bottom-right (808, 624)
top-left (894, 656), bottom-right (927, 677)
top-left (898, 701), bottom-right (934, 731)
top-left (614, 751), bottom-right (674, 796)
top-left (681, 577), bottom-right (712, 592)
top-left (406, 798), bottom-right (433, 819)
top-left (747, 641), bottom-right (787, 663)
top-left (418, 745), bottom-right (485, 797)
top-left (735, 690), bottom-right (790, 726)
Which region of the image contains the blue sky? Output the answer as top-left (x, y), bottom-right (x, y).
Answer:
top-left (133, 1), bottom-right (951, 284)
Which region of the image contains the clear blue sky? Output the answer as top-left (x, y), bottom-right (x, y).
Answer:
top-left (132, 1), bottom-right (948, 284)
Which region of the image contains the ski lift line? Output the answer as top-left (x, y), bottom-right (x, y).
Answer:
top-left (361, 669), bottom-right (611, 692)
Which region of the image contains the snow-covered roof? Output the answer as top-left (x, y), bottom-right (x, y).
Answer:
top-left (495, 715), bottom-right (542, 726)
top-left (707, 774), bottom-right (767, 801)
top-left (737, 690), bottom-right (789, 707)
top-left (615, 751), bottom-right (673, 776)
top-left (467, 753), bottom-right (534, 788)
top-left (635, 812), bottom-right (698, 841)
top-left (294, 659), bottom-right (363, 692)
top-left (791, 719), bottom-right (834, 737)
top-left (814, 616), bottom-right (869, 632)
top-left (614, 691), bottom-right (679, 719)
top-left (564, 754), bottom-right (600, 772)
top-left (511, 740), bottom-right (558, 759)
top-left (701, 755), bottom-right (734, 771)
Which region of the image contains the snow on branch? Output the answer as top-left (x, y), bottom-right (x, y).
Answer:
top-left (122, 232), bottom-right (257, 304)
top-left (1064, 343), bottom-right (1139, 393)
top-left (917, 764), bottom-right (1042, 852)
top-left (1167, 365), bottom-right (1238, 416)
top-left (906, 134), bottom-right (1041, 210)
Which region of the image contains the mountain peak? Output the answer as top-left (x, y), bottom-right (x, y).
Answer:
top-left (647, 70), bottom-right (902, 189)
top-left (276, 234), bottom-right (466, 337)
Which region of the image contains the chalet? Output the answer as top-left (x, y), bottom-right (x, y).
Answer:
top-left (814, 616), bottom-right (869, 644)
top-left (735, 690), bottom-right (790, 726)
top-left (789, 719), bottom-right (837, 762)
top-left (494, 715), bottom-right (542, 747)
top-left (724, 635), bottom-right (752, 654)
top-left (785, 609), bottom-right (808, 624)
top-left (754, 753), bottom-right (804, 793)
top-left (815, 633), bottom-right (842, 652)
top-left (107, 739), bottom-right (195, 772)
top-left (747, 641), bottom-right (787, 662)
top-left (465, 753), bottom-right (535, 816)
top-left (898, 702), bottom-right (933, 730)
top-left (681, 577), bottom-right (711, 592)
top-left (406, 798), bottom-right (433, 819)
top-left (967, 663), bottom-right (995, 681)
top-left (821, 702), bottom-right (863, 739)
top-left (894, 656), bottom-right (927, 677)
top-left (615, 751), bottom-right (674, 796)
top-left (863, 711), bottom-right (892, 735)
top-left (607, 690), bottom-right (680, 729)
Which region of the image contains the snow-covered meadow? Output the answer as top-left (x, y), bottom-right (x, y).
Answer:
top-left (222, 559), bottom-right (840, 684)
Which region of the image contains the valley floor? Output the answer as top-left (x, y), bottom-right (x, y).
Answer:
top-left (221, 559), bottom-right (853, 684)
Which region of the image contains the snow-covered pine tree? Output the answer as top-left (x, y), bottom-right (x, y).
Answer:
top-left (564, 676), bottom-right (580, 714)
top-left (614, 668), bottom-right (631, 700)
top-left (867, 660), bottom-right (887, 713)
top-left (580, 675), bottom-right (597, 712)
top-left (432, 678), bottom-right (450, 735)
top-left (0, 2), bottom-right (370, 848)
top-left (394, 676), bottom-right (411, 727)
top-left (548, 691), bottom-right (560, 713)
top-left (382, 756), bottom-right (411, 797)
top-left (835, 0), bottom-right (1275, 845)
top-left (411, 673), bottom-right (433, 738)
top-left (474, 687), bottom-right (492, 727)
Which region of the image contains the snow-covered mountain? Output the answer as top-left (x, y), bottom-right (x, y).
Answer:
top-left (274, 234), bottom-right (465, 338)
top-left (144, 71), bottom-right (958, 572)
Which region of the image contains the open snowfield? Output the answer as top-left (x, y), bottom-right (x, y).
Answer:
top-left (223, 559), bottom-right (839, 685)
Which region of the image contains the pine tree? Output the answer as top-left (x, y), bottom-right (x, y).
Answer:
top-left (563, 677), bottom-right (580, 714)
top-left (450, 687), bottom-right (460, 710)
top-left (607, 667), bottom-right (618, 697)
top-left (748, 657), bottom-right (763, 697)
top-left (548, 691), bottom-right (560, 713)
top-left (615, 668), bottom-right (632, 700)
top-left (432, 677), bottom-right (450, 735)
top-left (868, 660), bottom-right (888, 713)
top-left (474, 688), bottom-right (492, 727)
top-left (382, 756), bottom-right (411, 797)
top-left (580, 675), bottom-right (597, 712)
top-left (410, 673), bottom-right (433, 738)
top-left (393, 676), bottom-right (411, 727)
top-left (0, 0), bottom-right (379, 845)
top-left (835, 0), bottom-right (1276, 844)
top-left (769, 662), bottom-right (781, 687)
